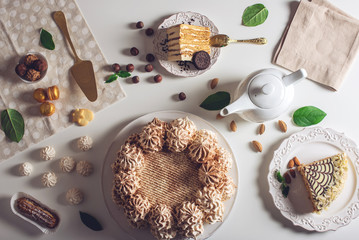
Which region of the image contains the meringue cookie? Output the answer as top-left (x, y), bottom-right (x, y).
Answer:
top-left (124, 193), bottom-right (151, 228)
top-left (77, 136), bottom-right (93, 151)
top-left (113, 143), bottom-right (144, 172)
top-left (40, 146), bottom-right (56, 161)
top-left (66, 188), bottom-right (84, 205)
top-left (198, 162), bottom-right (223, 186)
top-left (138, 119), bottom-right (165, 152)
top-left (149, 204), bottom-right (176, 240)
top-left (18, 162), bottom-right (33, 176)
top-left (42, 171), bottom-right (57, 187)
top-left (60, 156), bottom-right (76, 173)
top-left (176, 201), bottom-right (204, 239)
top-left (195, 186), bottom-right (224, 224)
top-left (76, 160), bottom-right (93, 176)
top-left (187, 129), bottom-right (218, 164)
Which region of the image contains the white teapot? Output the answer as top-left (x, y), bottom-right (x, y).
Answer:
top-left (220, 68), bottom-right (307, 122)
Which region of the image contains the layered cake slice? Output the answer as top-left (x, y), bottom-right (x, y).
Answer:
top-left (167, 24), bottom-right (211, 61)
top-left (298, 153), bottom-right (348, 212)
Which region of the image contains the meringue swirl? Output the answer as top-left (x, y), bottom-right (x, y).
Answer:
top-left (217, 174), bottom-right (236, 201)
top-left (187, 129), bottom-right (218, 163)
top-left (113, 171), bottom-right (140, 199)
top-left (124, 193), bottom-right (151, 228)
top-left (198, 162), bottom-right (223, 186)
top-left (196, 186), bottom-right (224, 224)
top-left (176, 201), bottom-right (204, 238)
top-left (215, 146), bottom-right (233, 172)
top-left (149, 204), bottom-right (176, 240)
top-left (166, 117), bottom-right (197, 152)
top-left (114, 143), bottom-right (144, 172)
top-left (138, 121), bottom-right (165, 152)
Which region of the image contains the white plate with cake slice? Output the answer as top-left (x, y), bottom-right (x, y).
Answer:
top-left (101, 110), bottom-right (239, 240)
top-left (268, 127), bottom-right (359, 231)
top-left (153, 12), bottom-right (220, 77)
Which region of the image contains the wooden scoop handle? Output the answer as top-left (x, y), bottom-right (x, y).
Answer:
top-left (53, 11), bottom-right (81, 62)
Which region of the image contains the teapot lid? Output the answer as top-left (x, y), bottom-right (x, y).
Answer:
top-left (248, 74), bottom-right (285, 109)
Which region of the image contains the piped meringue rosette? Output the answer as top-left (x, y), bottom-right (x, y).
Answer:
top-left (111, 117), bottom-right (236, 240)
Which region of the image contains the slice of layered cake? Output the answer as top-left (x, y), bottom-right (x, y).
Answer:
top-left (298, 153), bottom-right (348, 212)
top-left (167, 24), bottom-right (211, 61)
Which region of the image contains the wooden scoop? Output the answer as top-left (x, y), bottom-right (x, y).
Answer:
top-left (53, 11), bottom-right (97, 102)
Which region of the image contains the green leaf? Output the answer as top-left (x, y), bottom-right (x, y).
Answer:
top-left (275, 170), bottom-right (284, 183)
top-left (200, 91), bottom-right (230, 111)
top-left (293, 106), bottom-right (327, 127)
top-left (116, 71), bottom-right (131, 78)
top-left (40, 28), bottom-right (55, 50)
top-left (79, 211), bottom-right (103, 231)
top-left (105, 74), bottom-right (118, 83)
top-left (1, 109), bottom-right (25, 143)
top-left (242, 3), bottom-right (269, 27)
top-left (281, 183), bottom-right (290, 198)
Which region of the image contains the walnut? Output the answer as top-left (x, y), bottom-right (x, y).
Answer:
top-left (23, 54), bottom-right (39, 67)
top-left (25, 69), bottom-right (41, 81)
top-left (15, 63), bottom-right (28, 77)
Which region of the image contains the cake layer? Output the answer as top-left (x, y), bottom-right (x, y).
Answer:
top-left (298, 153), bottom-right (348, 212)
top-left (166, 24), bottom-right (211, 61)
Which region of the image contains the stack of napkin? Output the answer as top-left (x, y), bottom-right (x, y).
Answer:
top-left (273, 0), bottom-right (359, 91)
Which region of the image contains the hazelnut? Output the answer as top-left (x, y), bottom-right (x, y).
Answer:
top-left (25, 69), bottom-right (41, 81)
top-left (130, 47), bottom-right (139, 56)
top-left (47, 85), bottom-right (60, 100)
top-left (112, 63), bottom-right (121, 73)
top-left (179, 92), bottom-right (186, 100)
top-left (40, 102), bottom-right (55, 116)
top-left (145, 64), bottom-right (153, 72)
top-left (33, 59), bottom-right (48, 72)
top-left (33, 88), bottom-right (47, 103)
top-left (154, 74), bottom-right (162, 83)
top-left (146, 53), bottom-right (155, 62)
top-left (145, 28), bottom-right (154, 36)
top-left (132, 76), bottom-right (140, 83)
top-left (126, 64), bottom-right (134, 72)
top-left (15, 63), bottom-right (28, 77)
top-left (23, 54), bottom-right (39, 67)
top-left (136, 21), bottom-right (144, 29)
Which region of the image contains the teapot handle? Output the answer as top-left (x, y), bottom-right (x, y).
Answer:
top-left (283, 69), bottom-right (307, 86)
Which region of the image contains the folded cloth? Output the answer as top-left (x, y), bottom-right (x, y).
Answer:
top-left (273, 0), bottom-right (359, 91)
top-left (0, 0), bottom-right (126, 162)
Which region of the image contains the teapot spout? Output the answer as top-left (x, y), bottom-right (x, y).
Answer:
top-left (283, 68), bottom-right (307, 86)
top-left (220, 94), bottom-right (253, 117)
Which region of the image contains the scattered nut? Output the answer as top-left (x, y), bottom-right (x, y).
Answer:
top-left (71, 109), bottom-right (94, 126)
top-left (40, 102), bottom-right (55, 116)
top-left (126, 64), bottom-right (135, 72)
top-left (252, 140), bottom-right (263, 152)
top-left (258, 123), bottom-right (265, 135)
top-left (178, 92), bottom-right (186, 100)
top-left (33, 88), bottom-right (47, 103)
top-left (146, 53), bottom-right (155, 62)
top-left (289, 169), bottom-right (296, 178)
top-left (216, 113), bottom-right (224, 120)
top-left (293, 156), bottom-right (301, 166)
top-left (132, 76), bottom-right (140, 83)
top-left (230, 121), bottom-right (237, 132)
top-left (284, 172), bottom-right (291, 184)
top-left (287, 159), bottom-right (294, 169)
top-left (47, 85), bottom-right (60, 100)
top-left (145, 64), bottom-right (153, 72)
top-left (145, 28), bottom-right (154, 36)
top-left (210, 78), bottom-right (219, 89)
top-left (112, 63), bottom-right (121, 73)
top-left (154, 74), bottom-right (162, 83)
top-left (136, 21), bottom-right (144, 29)
top-left (130, 47), bottom-right (139, 56)
top-left (278, 120), bottom-right (287, 132)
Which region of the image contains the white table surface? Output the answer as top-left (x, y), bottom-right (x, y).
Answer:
top-left (1, 0), bottom-right (359, 239)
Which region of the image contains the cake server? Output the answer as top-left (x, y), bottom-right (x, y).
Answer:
top-left (210, 34), bottom-right (267, 47)
top-left (53, 11), bottom-right (97, 102)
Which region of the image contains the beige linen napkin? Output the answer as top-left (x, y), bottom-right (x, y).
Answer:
top-left (273, 0), bottom-right (359, 91)
top-left (0, 0), bottom-right (126, 162)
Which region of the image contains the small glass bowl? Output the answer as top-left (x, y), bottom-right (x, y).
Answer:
top-left (15, 52), bottom-right (48, 84)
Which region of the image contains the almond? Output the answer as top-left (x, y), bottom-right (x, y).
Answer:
top-left (278, 120), bottom-right (287, 132)
top-left (284, 172), bottom-right (291, 184)
top-left (210, 78), bottom-right (219, 89)
top-left (216, 113), bottom-right (224, 120)
top-left (293, 156), bottom-right (301, 166)
top-left (287, 159), bottom-right (294, 169)
top-left (230, 120), bottom-right (237, 132)
top-left (258, 123), bottom-right (265, 135)
top-left (252, 140), bottom-right (262, 152)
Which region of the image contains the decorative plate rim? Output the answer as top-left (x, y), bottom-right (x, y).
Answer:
top-left (101, 110), bottom-right (239, 240)
top-left (153, 11), bottom-right (220, 77)
top-left (267, 127), bottom-right (359, 232)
